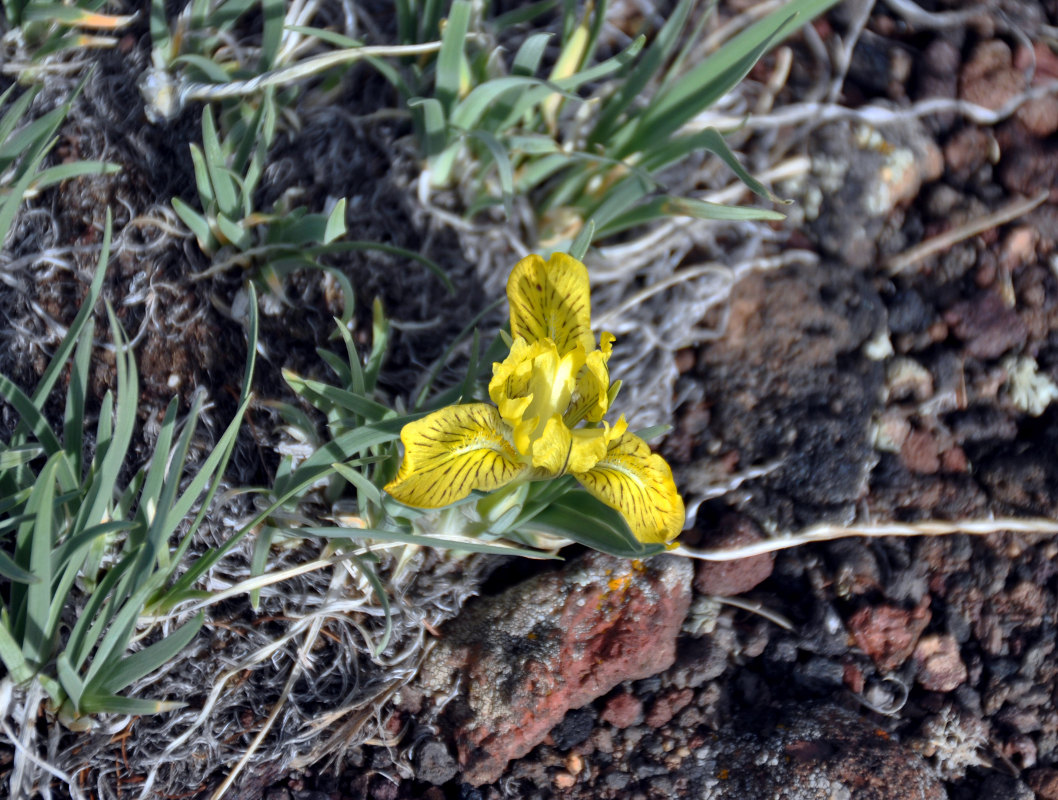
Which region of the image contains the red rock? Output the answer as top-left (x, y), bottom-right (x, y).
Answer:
top-left (900, 429), bottom-right (941, 475)
top-left (693, 514), bottom-right (775, 596)
top-left (913, 634), bottom-right (968, 691)
top-left (941, 446), bottom-right (969, 473)
top-left (843, 662), bottom-right (865, 694)
top-left (600, 692), bottom-right (643, 729)
top-left (960, 40), bottom-right (1023, 111)
top-left (419, 552), bottom-right (692, 785)
top-left (644, 688), bottom-right (694, 729)
top-left (1026, 767), bottom-right (1058, 799)
top-left (943, 127), bottom-right (992, 176)
top-left (848, 601), bottom-right (931, 672)
top-left (943, 291), bottom-right (1028, 360)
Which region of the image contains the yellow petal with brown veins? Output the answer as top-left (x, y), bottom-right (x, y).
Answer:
top-left (385, 404), bottom-right (527, 508)
top-left (565, 331), bottom-right (615, 425)
top-left (573, 429), bottom-right (685, 544)
top-left (507, 253), bottom-right (596, 356)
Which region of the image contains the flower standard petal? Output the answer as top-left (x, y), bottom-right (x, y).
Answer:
top-left (572, 429), bottom-right (685, 544)
top-left (489, 336), bottom-right (534, 418)
top-left (385, 404), bottom-right (528, 508)
top-left (507, 253), bottom-right (596, 355)
top-left (565, 332), bottom-right (615, 425)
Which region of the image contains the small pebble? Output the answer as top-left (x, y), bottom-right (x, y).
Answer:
top-left (553, 770), bottom-right (576, 789)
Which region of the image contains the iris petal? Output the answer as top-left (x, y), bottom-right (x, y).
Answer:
top-left (573, 426), bottom-right (685, 544)
top-left (507, 253), bottom-right (596, 355)
top-left (566, 331), bottom-right (615, 425)
top-left (385, 404), bottom-right (527, 508)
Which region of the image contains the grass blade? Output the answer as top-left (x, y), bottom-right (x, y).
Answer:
top-left (588, 0), bottom-right (695, 146)
top-left (435, 0), bottom-right (470, 114)
top-left (97, 613), bottom-right (205, 694)
top-left (467, 129), bottom-right (514, 218)
top-left (596, 194), bottom-right (785, 238)
top-left (19, 453), bottom-right (61, 669)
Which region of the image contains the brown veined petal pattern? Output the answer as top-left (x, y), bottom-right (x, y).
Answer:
top-left (565, 332), bottom-right (614, 426)
top-left (385, 404), bottom-right (528, 508)
top-left (572, 429), bottom-right (685, 544)
top-left (507, 253), bottom-right (596, 356)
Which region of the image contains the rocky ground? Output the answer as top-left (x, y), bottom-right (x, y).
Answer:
top-left (266, 3), bottom-right (1058, 799)
top-left (5, 0), bottom-right (1058, 799)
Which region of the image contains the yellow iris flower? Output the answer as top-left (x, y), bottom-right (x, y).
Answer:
top-left (384, 253), bottom-right (685, 544)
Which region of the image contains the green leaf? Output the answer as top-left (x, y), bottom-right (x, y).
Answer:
top-left (330, 462), bottom-right (382, 508)
top-left (409, 97), bottom-right (447, 157)
top-left (304, 241), bottom-right (453, 293)
top-left (511, 32), bottom-right (552, 76)
top-left (568, 219), bottom-right (594, 260)
top-left (633, 424), bottom-right (672, 442)
top-left (524, 492), bottom-right (666, 558)
top-left (172, 53), bottom-right (235, 84)
top-left (150, 0), bottom-right (172, 64)
top-left (0, 137), bottom-right (51, 248)
top-left (0, 373), bottom-right (63, 456)
top-left (640, 127), bottom-right (782, 202)
top-left (201, 107), bottom-right (239, 218)
top-left (57, 653), bottom-right (86, 712)
top-left (363, 298), bottom-right (390, 393)
top-left (62, 317), bottom-right (94, 476)
top-left (216, 212), bottom-right (252, 250)
top-left (451, 76), bottom-right (575, 131)
top-left (303, 525), bottom-right (561, 559)
top-left (436, 0), bottom-right (470, 115)
top-left (0, 102), bottom-right (67, 164)
top-left (97, 613), bottom-right (205, 693)
top-left (588, 0), bottom-right (695, 146)
top-left (0, 549), bottom-right (37, 584)
top-left (187, 142), bottom-right (214, 212)
top-left (316, 347), bottom-right (352, 388)
top-left (22, 4), bottom-right (135, 27)
top-left (621, 0), bottom-right (840, 157)
top-left (33, 209), bottom-right (111, 407)
top-left (259, 0), bottom-right (284, 71)
top-left (467, 129), bottom-right (513, 218)
top-left (282, 370), bottom-right (391, 422)
top-left (323, 198), bottom-right (347, 243)
top-left (352, 556), bottom-right (392, 656)
top-left (491, 0), bottom-right (557, 29)
top-left (173, 196), bottom-right (217, 253)
top-left (249, 526), bottom-right (275, 610)
top-left (596, 194), bottom-right (785, 238)
top-left (0, 443), bottom-right (42, 469)
top-left (0, 85), bottom-right (38, 147)
top-left (284, 24), bottom-right (362, 49)
top-left (0, 620), bottom-right (32, 684)
top-left (19, 453), bottom-right (61, 669)
top-left (30, 161), bottom-right (121, 192)
top-left (78, 691), bottom-right (188, 716)
top-left (506, 134), bottom-right (559, 155)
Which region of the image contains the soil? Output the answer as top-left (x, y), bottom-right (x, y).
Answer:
top-left (4, 1), bottom-right (1058, 799)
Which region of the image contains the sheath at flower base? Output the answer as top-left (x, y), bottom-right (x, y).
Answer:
top-left (384, 252), bottom-right (685, 545)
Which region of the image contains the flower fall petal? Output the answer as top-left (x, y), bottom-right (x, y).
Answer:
top-left (385, 404), bottom-right (527, 508)
top-left (573, 430), bottom-right (685, 544)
